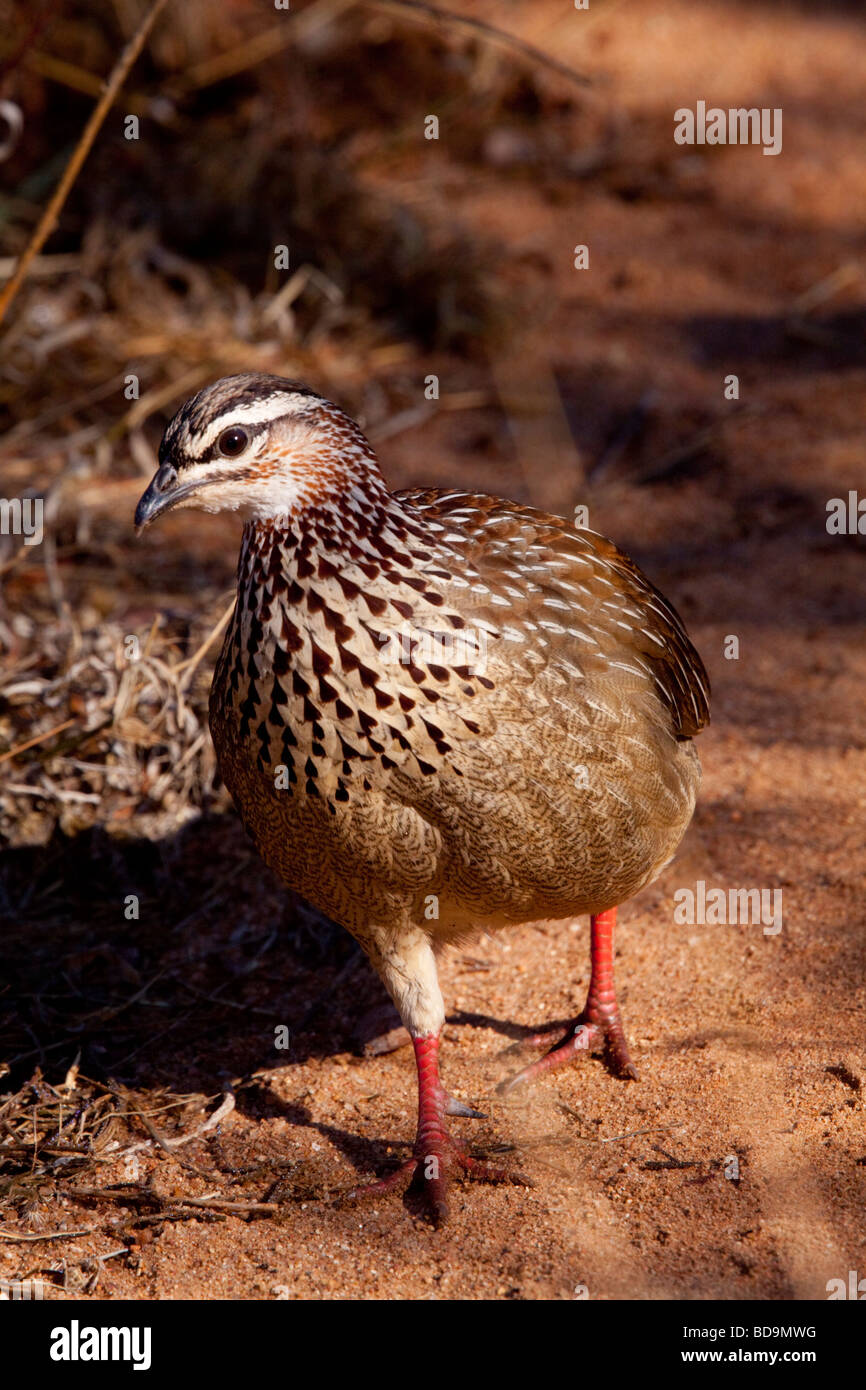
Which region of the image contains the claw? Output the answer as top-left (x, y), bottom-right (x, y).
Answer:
top-left (444, 1094), bottom-right (486, 1119)
top-left (342, 1032), bottom-right (528, 1222)
top-left (345, 1142), bottom-right (532, 1225)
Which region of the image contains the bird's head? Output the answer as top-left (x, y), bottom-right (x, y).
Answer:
top-left (134, 373), bottom-right (383, 530)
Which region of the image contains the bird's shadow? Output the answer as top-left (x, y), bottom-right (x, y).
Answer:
top-left (0, 813), bottom-right (550, 1177)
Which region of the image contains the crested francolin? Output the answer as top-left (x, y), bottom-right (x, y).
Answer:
top-left (136, 373), bottom-right (709, 1222)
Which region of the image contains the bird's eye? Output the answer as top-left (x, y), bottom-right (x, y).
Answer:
top-left (217, 427), bottom-right (248, 457)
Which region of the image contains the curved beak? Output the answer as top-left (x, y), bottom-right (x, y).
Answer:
top-left (135, 463), bottom-right (190, 529)
top-left (135, 462), bottom-right (235, 530)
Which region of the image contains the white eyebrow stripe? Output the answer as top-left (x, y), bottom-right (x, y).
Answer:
top-left (190, 394), bottom-right (314, 455)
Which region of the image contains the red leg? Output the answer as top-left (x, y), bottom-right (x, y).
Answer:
top-left (346, 1032), bottom-right (531, 1223)
top-left (498, 907), bottom-right (638, 1095)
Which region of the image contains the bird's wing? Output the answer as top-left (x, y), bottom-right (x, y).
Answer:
top-left (395, 487), bottom-right (710, 740)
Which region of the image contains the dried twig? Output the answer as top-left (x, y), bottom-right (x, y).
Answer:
top-left (0, 717), bottom-right (78, 766)
top-left (120, 1088), bottom-right (234, 1180)
top-left (0, 1227), bottom-right (95, 1243)
top-left (69, 1186), bottom-right (279, 1217)
top-left (178, 0), bottom-right (358, 92)
top-left (171, 1195), bottom-right (279, 1215)
top-left (0, 0), bottom-right (170, 325)
top-left (174, 599), bottom-right (236, 684)
top-left (367, 0), bottom-right (595, 90)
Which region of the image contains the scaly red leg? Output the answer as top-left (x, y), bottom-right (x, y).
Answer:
top-left (498, 907), bottom-right (638, 1094)
top-left (346, 1032), bottom-right (531, 1223)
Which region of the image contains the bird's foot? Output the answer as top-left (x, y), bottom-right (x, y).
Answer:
top-left (343, 1033), bottom-right (530, 1224)
top-left (497, 908), bottom-right (638, 1094)
top-left (345, 1127), bottom-right (530, 1225)
top-left (497, 1005), bottom-right (638, 1095)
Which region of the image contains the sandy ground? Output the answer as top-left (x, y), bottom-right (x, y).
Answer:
top-left (2, 0), bottom-right (865, 1300)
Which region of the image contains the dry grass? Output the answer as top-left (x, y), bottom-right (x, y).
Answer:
top-left (0, 1062), bottom-right (305, 1292)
